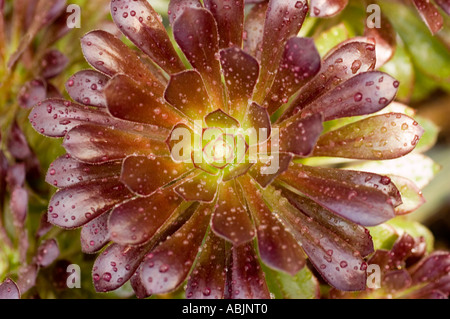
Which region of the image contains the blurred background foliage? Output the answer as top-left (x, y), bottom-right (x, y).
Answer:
top-left (0, 0), bottom-right (449, 299)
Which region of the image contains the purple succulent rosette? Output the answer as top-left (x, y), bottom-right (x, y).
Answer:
top-left (28, 0), bottom-right (426, 298)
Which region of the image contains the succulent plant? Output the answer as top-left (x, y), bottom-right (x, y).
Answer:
top-left (24, 0), bottom-right (433, 299)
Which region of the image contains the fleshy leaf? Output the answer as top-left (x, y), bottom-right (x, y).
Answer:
top-left (242, 102), bottom-right (271, 145)
top-left (276, 113), bottom-right (323, 156)
top-left (264, 37), bottom-right (321, 115)
top-left (243, 1), bottom-right (268, 60)
top-left (80, 212), bottom-right (110, 254)
top-left (204, 0), bottom-right (244, 49)
top-left (48, 180), bottom-right (132, 229)
top-left (309, 0), bottom-right (348, 17)
top-left (211, 181), bottom-right (255, 245)
top-left (281, 188), bottom-right (374, 257)
top-left (174, 171), bottom-right (220, 202)
top-left (314, 113), bottom-right (424, 160)
top-left (0, 279), bottom-right (20, 299)
top-left (29, 99), bottom-right (160, 139)
top-left (240, 175), bottom-right (306, 275)
top-left (186, 230), bottom-right (226, 299)
top-left (412, 0), bottom-right (444, 34)
top-left (121, 155), bottom-right (193, 197)
top-left (38, 49), bottom-right (68, 79)
top-left (108, 188), bottom-right (184, 246)
top-left (253, 0), bottom-right (308, 104)
top-left (93, 243), bottom-right (150, 293)
top-left (46, 155), bottom-right (122, 188)
top-left (140, 203), bottom-right (212, 295)
top-left (219, 48), bottom-right (260, 122)
top-left (65, 70), bottom-right (109, 107)
top-left (173, 8), bottom-right (225, 109)
top-left (264, 186), bottom-right (367, 291)
top-left (63, 124), bottom-right (169, 163)
top-left (225, 242), bottom-right (270, 299)
top-left (164, 70), bottom-right (211, 120)
top-left (18, 79), bottom-right (47, 109)
top-left (300, 71), bottom-right (399, 121)
top-left (277, 164), bottom-right (399, 226)
top-left (81, 30), bottom-right (159, 84)
top-left (35, 239), bottom-right (59, 267)
top-left (248, 153), bottom-right (292, 188)
top-left (280, 41), bottom-right (376, 121)
top-left (106, 74), bottom-right (184, 129)
top-left (168, 0), bottom-right (203, 25)
top-left (111, 0), bottom-right (185, 74)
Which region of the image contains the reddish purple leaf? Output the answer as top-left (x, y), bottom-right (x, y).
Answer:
top-left (168, 0), bottom-right (203, 25)
top-left (270, 190), bottom-right (368, 291)
top-left (225, 242), bottom-right (270, 299)
top-left (300, 71), bottom-right (399, 121)
top-left (309, 0), bottom-right (348, 17)
top-left (111, 0), bottom-right (185, 74)
top-left (63, 124), bottom-right (169, 164)
top-left (314, 113), bottom-right (424, 160)
top-left (240, 175), bottom-right (306, 275)
top-left (130, 269), bottom-right (151, 299)
top-left (29, 98), bottom-right (146, 138)
top-left (278, 164), bottom-right (399, 226)
top-left (264, 37), bottom-right (321, 115)
top-left (93, 243), bottom-right (150, 292)
top-left (211, 181), bottom-right (255, 245)
top-left (174, 171), bottom-right (220, 202)
top-left (35, 239), bottom-right (59, 267)
top-left (16, 264), bottom-right (38, 294)
top-left (276, 113), bottom-right (323, 156)
top-left (253, 0), bottom-right (308, 104)
top-left (241, 102), bottom-right (271, 146)
top-left (18, 79), bottom-right (47, 109)
top-left (435, 0), bottom-right (450, 15)
top-left (48, 179), bottom-right (132, 229)
top-left (65, 70), bottom-right (110, 108)
top-left (140, 203), bottom-right (213, 295)
top-left (7, 121), bottom-right (32, 160)
top-left (80, 212), bottom-right (110, 254)
top-left (121, 155), bottom-right (193, 197)
top-left (243, 1), bottom-right (268, 60)
top-left (46, 155), bottom-right (122, 188)
top-left (81, 30), bottom-right (161, 85)
top-left (108, 188), bottom-right (184, 246)
top-left (0, 279), bottom-right (20, 299)
top-left (204, 0), bottom-right (244, 49)
top-left (412, 0), bottom-right (444, 34)
top-left (38, 49), bottom-right (68, 79)
top-left (164, 70), bottom-right (212, 120)
top-left (248, 153), bottom-right (292, 188)
top-left (36, 212), bottom-right (53, 239)
top-left (220, 47), bottom-right (260, 122)
top-left (281, 188), bottom-right (374, 257)
top-left (173, 8), bottom-right (225, 109)
top-left (186, 231), bottom-right (226, 299)
top-left (280, 41), bottom-right (376, 121)
top-left (106, 74), bottom-right (184, 129)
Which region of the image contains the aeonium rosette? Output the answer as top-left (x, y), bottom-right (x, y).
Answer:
top-left (28, 0), bottom-right (425, 298)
